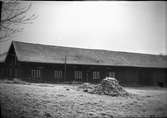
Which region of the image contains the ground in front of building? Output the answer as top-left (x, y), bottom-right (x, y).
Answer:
top-left (0, 81), bottom-right (167, 118)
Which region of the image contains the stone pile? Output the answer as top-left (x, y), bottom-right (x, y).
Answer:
top-left (78, 77), bottom-right (129, 97)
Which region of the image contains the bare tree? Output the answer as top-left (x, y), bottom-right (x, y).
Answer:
top-left (0, 0), bottom-right (36, 41)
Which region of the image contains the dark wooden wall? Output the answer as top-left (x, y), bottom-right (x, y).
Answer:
top-left (9, 61), bottom-right (166, 87)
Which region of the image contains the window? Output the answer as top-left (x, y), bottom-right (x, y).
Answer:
top-left (109, 72), bottom-right (115, 78)
top-left (32, 69), bottom-right (40, 78)
top-left (74, 71), bottom-right (82, 81)
top-left (93, 71), bottom-right (100, 79)
top-left (54, 70), bottom-right (63, 79)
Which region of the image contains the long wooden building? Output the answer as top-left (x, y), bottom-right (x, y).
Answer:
top-left (0, 41), bottom-right (167, 86)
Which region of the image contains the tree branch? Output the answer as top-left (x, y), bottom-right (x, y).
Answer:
top-left (0, 1), bottom-right (37, 41)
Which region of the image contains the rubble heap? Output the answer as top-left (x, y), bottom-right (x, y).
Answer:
top-left (78, 77), bottom-right (129, 97)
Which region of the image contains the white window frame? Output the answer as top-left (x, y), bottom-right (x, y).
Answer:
top-left (54, 70), bottom-right (63, 79)
top-left (32, 69), bottom-right (40, 78)
top-left (109, 72), bottom-right (115, 78)
top-left (93, 71), bottom-right (100, 79)
top-left (74, 71), bottom-right (82, 81)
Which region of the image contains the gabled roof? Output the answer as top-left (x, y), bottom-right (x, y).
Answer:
top-left (10, 41), bottom-right (167, 68)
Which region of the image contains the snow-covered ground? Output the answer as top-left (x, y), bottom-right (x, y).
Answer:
top-left (0, 82), bottom-right (167, 118)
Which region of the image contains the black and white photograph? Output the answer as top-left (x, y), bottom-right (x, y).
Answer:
top-left (0, 0), bottom-right (167, 118)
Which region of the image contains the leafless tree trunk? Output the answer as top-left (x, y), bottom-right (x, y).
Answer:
top-left (0, 0), bottom-right (36, 41)
top-left (0, 2), bottom-right (2, 22)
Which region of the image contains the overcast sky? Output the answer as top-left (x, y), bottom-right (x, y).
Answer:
top-left (1, 1), bottom-right (167, 55)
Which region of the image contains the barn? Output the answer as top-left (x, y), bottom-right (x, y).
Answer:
top-left (0, 41), bottom-right (167, 86)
